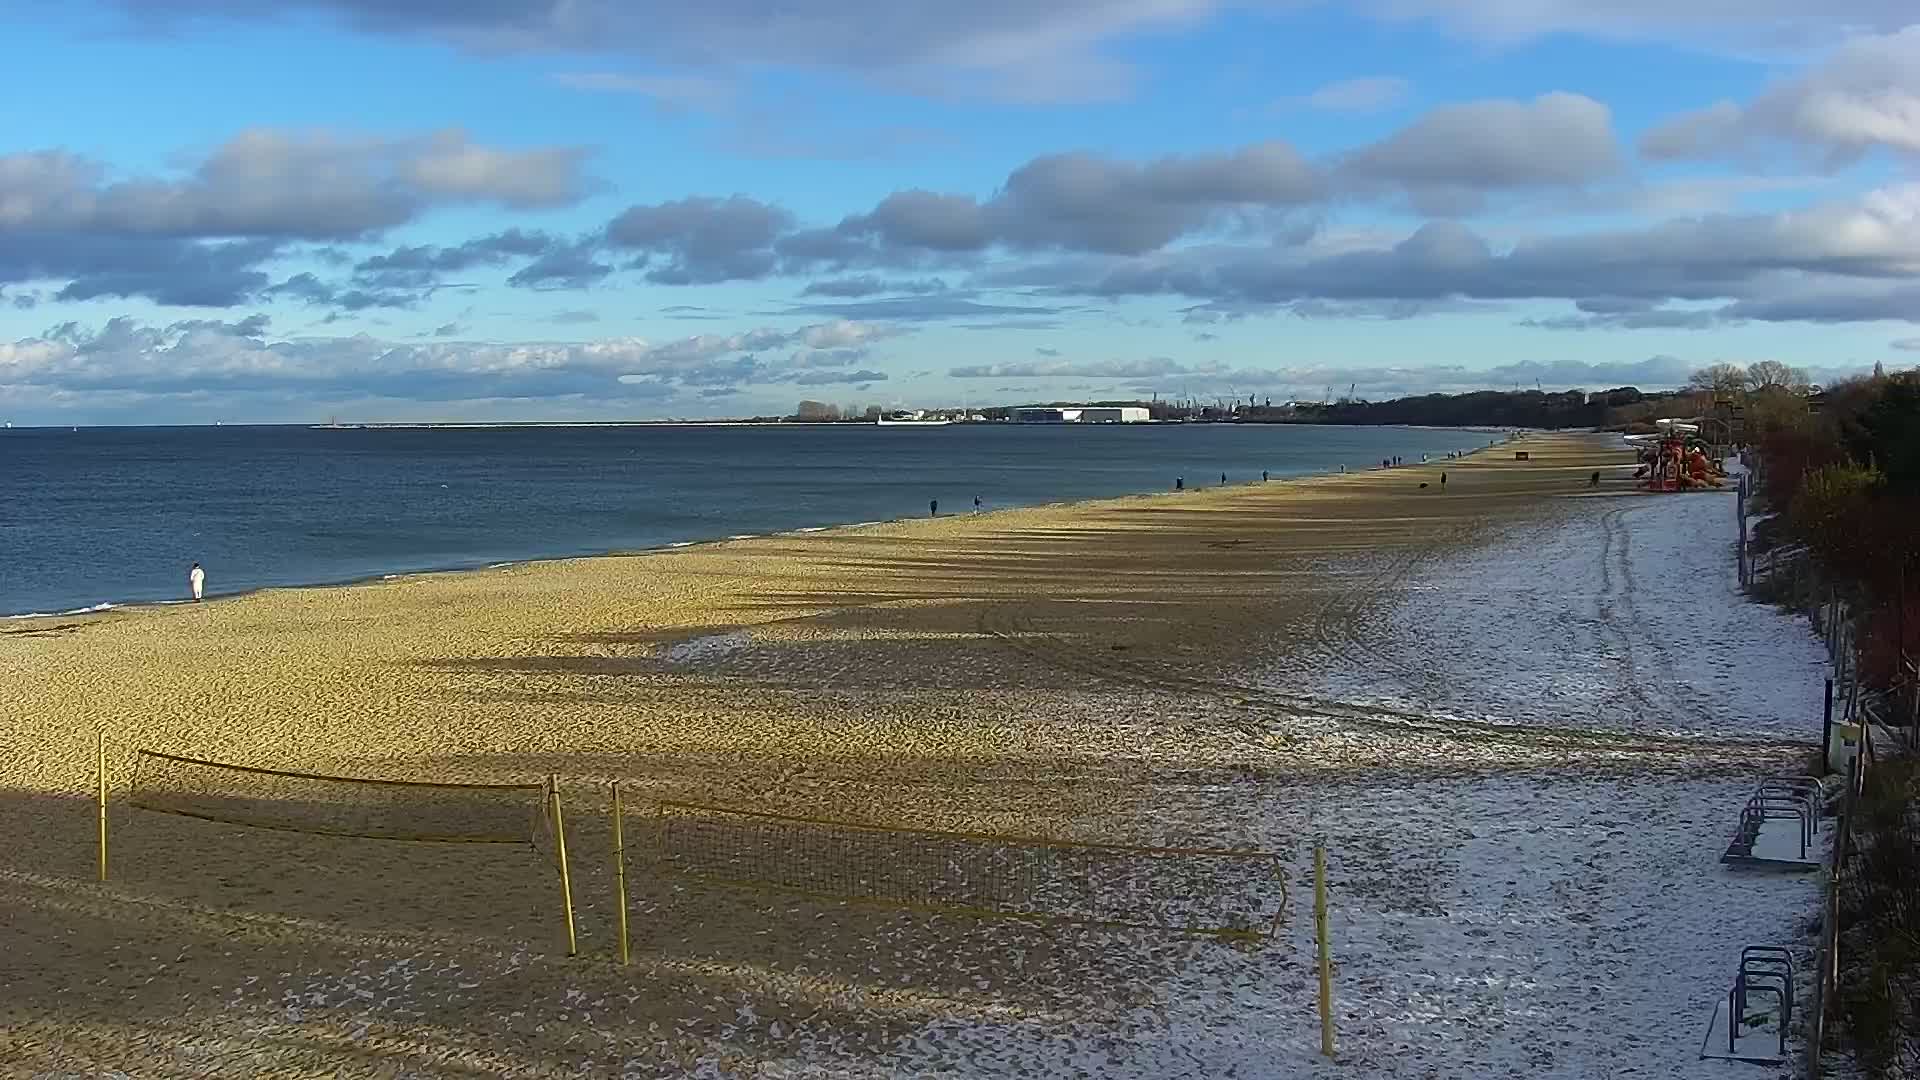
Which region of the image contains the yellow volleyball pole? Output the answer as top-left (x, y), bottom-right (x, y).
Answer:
top-left (548, 775), bottom-right (578, 957)
top-left (611, 781), bottom-right (631, 964)
top-left (1315, 841), bottom-right (1335, 1059)
top-left (96, 729), bottom-right (108, 882)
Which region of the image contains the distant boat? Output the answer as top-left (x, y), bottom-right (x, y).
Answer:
top-left (875, 410), bottom-right (951, 427)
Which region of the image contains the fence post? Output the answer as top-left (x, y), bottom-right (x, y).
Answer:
top-left (548, 776), bottom-right (578, 957)
top-left (1315, 842), bottom-right (1335, 1060)
top-left (1823, 680), bottom-right (1834, 774)
top-left (611, 781), bottom-right (631, 965)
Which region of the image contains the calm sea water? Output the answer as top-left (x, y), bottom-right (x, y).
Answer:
top-left (0, 423), bottom-right (1493, 617)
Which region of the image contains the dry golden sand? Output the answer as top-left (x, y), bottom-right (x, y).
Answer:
top-left (1, 431), bottom-right (1662, 1077)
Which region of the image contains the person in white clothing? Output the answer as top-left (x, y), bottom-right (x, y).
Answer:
top-left (189, 562), bottom-right (205, 602)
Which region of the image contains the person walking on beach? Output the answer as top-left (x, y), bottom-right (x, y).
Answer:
top-left (930, 499), bottom-right (939, 517)
top-left (1440, 471), bottom-right (1447, 490)
top-left (973, 494), bottom-right (982, 513)
top-left (188, 562), bottom-right (205, 602)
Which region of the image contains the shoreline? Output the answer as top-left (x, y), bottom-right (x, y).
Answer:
top-left (3, 432), bottom-right (1521, 624)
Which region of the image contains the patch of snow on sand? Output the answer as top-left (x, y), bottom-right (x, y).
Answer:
top-left (886, 489), bottom-right (1833, 1078)
top-left (895, 777), bottom-right (1823, 1079)
top-left (1300, 493), bottom-right (1827, 739)
top-left (658, 630), bottom-right (753, 666)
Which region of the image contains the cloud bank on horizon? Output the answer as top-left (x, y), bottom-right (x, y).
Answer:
top-left (2, 1), bottom-right (1918, 422)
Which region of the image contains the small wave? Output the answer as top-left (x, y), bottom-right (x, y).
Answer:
top-left (795, 527), bottom-right (829, 533)
top-left (667, 541), bottom-right (697, 548)
top-left (726, 533), bottom-right (759, 540)
top-left (6, 602), bottom-right (119, 620)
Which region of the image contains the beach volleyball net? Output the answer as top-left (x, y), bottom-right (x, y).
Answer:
top-left (127, 749), bottom-right (546, 843)
top-left (649, 800), bottom-right (1288, 940)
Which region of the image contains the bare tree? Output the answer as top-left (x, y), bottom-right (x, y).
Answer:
top-left (1747, 360), bottom-right (1813, 394)
top-left (1687, 363), bottom-right (1751, 394)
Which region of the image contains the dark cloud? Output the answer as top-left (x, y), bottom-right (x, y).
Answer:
top-left (1035, 347), bottom-right (1061, 357)
top-left (605, 195), bottom-right (793, 284)
top-left (0, 130), bottom-right (593, 309)
top-left (1337, 93), bottom-right (1621, 213)
top-left (262, 272), bottom-right (426, 311)
top-left (799, 276), bottom-right (950, 298)
top-left (547, 309), bottom-right (600, 324)
top-left (354, 229), bottom-right (559, 288)
top-left (1893, 338), bottom-right (1920, 351)
top-left (983, 187), bottom-right (1920, 327)
top-left (793, 368), bottom-right (888, 385)
top-left (956, 319), bottom-right (1064, 331)
top-left (506, 241), bottom-right (614, 289)
top-left (1718, 286), bottom-right (1920, 325)
top-left (1521, 307), bottom-right (1722, 331)
top-left (949, 357), bottom-right (1189, 379)
top-left (110, 0), bottom-right (1220, 105)
top-left (788, 142), bottom-right (1321, 269)
top-left (784, 296), bottom-right (1067, 322)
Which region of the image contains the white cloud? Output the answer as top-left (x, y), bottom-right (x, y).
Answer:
top-left (1352, 0), bottom-right (1913, 51)
top-left (0, 318), bottom-right (906, 404)
top-left (1339, 93), bottom-right (1622, 212)
top-left (1304, 76), bottom-right (1411, 112)
top-left (552, 72), bottom-right (738, 112)
top-left (1641, 26), bottom-right (1920, 164)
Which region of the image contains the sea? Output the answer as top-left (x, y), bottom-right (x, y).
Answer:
top-left (0, 422), bottom-right (1496, 617)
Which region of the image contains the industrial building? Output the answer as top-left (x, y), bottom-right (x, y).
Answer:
top-left (1011, 406), bottom-right (1149, 424)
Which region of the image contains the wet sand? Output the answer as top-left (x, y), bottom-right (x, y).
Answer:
top-left (0, 431), bottom-right (1658, 1076)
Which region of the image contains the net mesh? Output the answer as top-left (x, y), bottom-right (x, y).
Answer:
top-left (651, 801), bottom-right (1287, 939)
top-left (128, 749), bottom-right (545, 844)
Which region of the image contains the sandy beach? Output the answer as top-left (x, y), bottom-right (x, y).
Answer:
top-left (0, 431), bottom-right (1831, 1078)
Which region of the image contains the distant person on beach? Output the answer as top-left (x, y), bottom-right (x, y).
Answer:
top-left (973, 495), bottom-right (982, 513)
top-left (930, 499), bottom-right (939, 517)
top-left (1262, 470), bottom-right (1269, 482)
top-left (1176, 476), bottom-right (1184, 490)
top-left (1221, 472), bottom-right (1227, 485)
top-left (1441, 472), bottom-right (1447, 489)
top-left (1590, 471), bottom-right (1601, 488)
top-left (189, 562), bottom-right (205, 602)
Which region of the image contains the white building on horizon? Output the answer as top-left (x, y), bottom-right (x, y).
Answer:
top-left (1011, 406), bottom-right (1149, 424)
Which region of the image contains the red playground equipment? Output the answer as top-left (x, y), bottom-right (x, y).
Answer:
top-left (1633, 424), bottom-right (1727, 492)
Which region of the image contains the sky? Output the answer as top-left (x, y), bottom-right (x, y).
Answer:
top-left (2, 1), bottom-right (1918, 424)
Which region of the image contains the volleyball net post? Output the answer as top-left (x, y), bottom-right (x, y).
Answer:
top-left (96, 730), bottom-right (109, 882)
top-left (1315, 840), bottom-right (1335, 1059)
top-left (547, 775), bottom-right (578, 957)
top-left (611, 781), bottom-right (631, 964)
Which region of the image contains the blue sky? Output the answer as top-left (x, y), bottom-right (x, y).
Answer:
top-left (2, 1), bottom-right (1917, 424)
